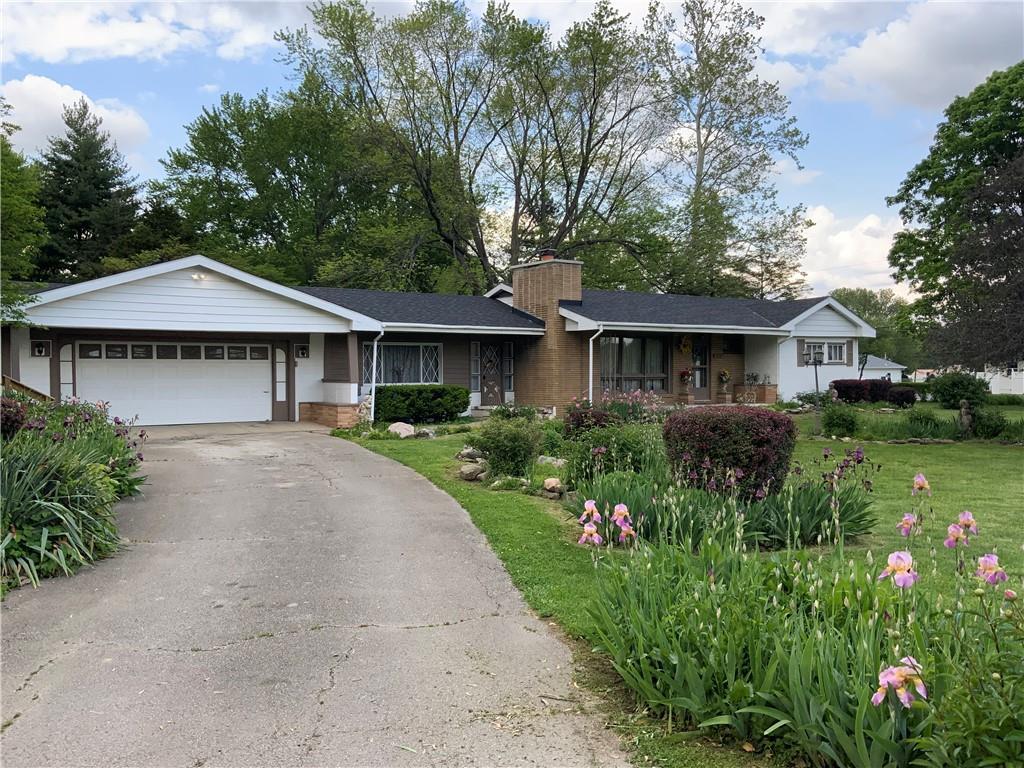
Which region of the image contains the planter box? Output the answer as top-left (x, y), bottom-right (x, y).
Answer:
top-left (733, 384), bottom-right (778, 404)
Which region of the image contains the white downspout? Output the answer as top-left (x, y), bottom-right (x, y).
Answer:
top-left (369, 327), bottom-right (385, 422)
top-left (588, 325), bottom-right (604, 403)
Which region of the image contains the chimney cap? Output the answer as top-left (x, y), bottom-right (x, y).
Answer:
top-left (537, 247), bottom-right (558, 261)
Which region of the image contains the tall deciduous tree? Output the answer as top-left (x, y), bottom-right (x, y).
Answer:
top-left (283, 0), bottom-right (673, 291)
top-left (36, 99), bottom-right (138, 280)
top-left (887, 62), bottom-right (1024, 325)
top-left (160, 72), bottom-right (448, 289)
top-left (650, 0), bottom-right (809, 297)
top-left (0, 101), bottom-right (45, 322)
top-left (921, 154), bottom-right (1024, 367)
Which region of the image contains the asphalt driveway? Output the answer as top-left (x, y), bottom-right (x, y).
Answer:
top-left (1, 424), bottom-right (627, 767)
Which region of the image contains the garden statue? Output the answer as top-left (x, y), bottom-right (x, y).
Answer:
top-left (958, 399), bottom-right (973, 435)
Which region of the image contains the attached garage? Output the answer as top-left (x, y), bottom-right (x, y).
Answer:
top-left (73, 340), bottom-right (283, 425)
top-left (12, 257), bottom-right (380, 426)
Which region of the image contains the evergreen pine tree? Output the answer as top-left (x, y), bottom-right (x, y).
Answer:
top-left (36, 99), bottom-right (138, 280)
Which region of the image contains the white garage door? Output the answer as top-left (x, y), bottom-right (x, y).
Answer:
top-left (74, 341), bottom-right (274, 425)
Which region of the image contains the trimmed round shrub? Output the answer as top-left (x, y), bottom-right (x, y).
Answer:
top-left (662, 407), bottom-right (796, 499)
top-left (373, 384), bottom-right (470, 423)
top-left (886, 386), bottom-right (917, 408)
top-left (929, 372), bottom-right (990, 410)
top-left (466, 417), bottom-right (540, 477)
top-left (822, 403), bottom-right (859, 437)
top-left (1, 397), bottom-right (27, 440)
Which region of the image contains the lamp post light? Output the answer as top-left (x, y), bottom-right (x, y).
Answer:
top-left (803, 348), bottom-right (825, 433)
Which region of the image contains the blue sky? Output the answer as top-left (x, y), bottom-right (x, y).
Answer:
top-left (3, 1), bottom-right (1022, 294)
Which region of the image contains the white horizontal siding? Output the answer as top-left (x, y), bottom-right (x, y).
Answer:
top-left (27, 269), bottom-right (353, 333)
top-left (792, 306), bottom-right (858, 337)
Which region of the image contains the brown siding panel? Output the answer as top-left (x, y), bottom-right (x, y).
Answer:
top-left (323, 334), bottom-right (349, 381)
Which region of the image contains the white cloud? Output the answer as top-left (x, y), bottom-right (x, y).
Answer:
top-left (774, 157), bottom-right (821, 186)
top-left (820, 2), bottom-right (1024, 110)
top-left (802, 205), bottom-right (909, 295)
top-left (2, 2), bottom-right (314, 64)
top-left (199, 83), bottom-right (221, 94)
top-left (752, 1), bottom-right (907, 58)
top-left (0, 75), bottom-right (150, 157)
top-left (755, 58), bottom-right (811, 94)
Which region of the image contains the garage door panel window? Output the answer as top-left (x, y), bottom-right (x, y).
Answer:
top-left (361, 343), bottom-right (442, 385)
top-left (105, 344), bottom-right (127, 359)
top-left (79, 343), bottom-right (102, 359)
top-left (227, 345), bottom-right (248, 360)
top-left (181, 345), bottom-right (201, 360)
top-left (250, 346), bottom-right (269, 361)
top-left (131, 345), bottom-right (153, 360)
top-left (204, 346), bottom-right (225, 360)
top-left (156, 345), bottom-right (177, 359)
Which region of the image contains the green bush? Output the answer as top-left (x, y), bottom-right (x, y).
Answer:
top-left (795, 390), bottom-right (830, 407)
top-left (466, 417), bottom-right (540, 477)
top-left (538, 419), bottom-right (565, 456)
top-left (998, 419), bottom-right (1024, 442)
top-left (373, 384), bottom-right (470, 423)
top-left (857, 409), bottom-right (962, 441)
top-left (987, 393), bottom-right (1024, 406)
top-left (929, 372), bottom-right (989, 409)
top-left (971, 408), bottom-right (1008, 439)
top-left (1, 398), bottom-right (145, 590)
top-left (564, 423), bottom-right (664, 486)
top-left (489, 403), bottom-right (539, 421)
top-left (898, 380), bottom-right (932, 400)
top-left (822, 403), bottom-right (859, 437)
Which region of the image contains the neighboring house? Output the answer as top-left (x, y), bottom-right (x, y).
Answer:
top-left (860, 354), bottom-right (906, 382)
top-left (1, 254), bottom-right (875, 426)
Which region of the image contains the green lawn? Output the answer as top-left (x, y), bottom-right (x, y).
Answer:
top-left (349, 431), bottom-right (1023, 767)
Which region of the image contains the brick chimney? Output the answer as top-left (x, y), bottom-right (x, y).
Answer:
top-left (510, 253), bottom-right (589, 410)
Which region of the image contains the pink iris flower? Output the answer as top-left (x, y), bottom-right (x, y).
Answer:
top-left (611, 503), bottom-right (630, 525)
top-left (943, 523), bottom-right (968, 549)
top-left (578, 522), bottom-right (603, 546)
top-left (579, 499), bottom-right (602, 524)
top-left (617, 523), bottom-right (636, 543)
top-left (976, 553), bottom-right (1008, 585)
top-left (871, 656), bottom-right (927, 708)
top-left (878, 551), bottom-right (919, 588)
top-left (896, 513), bottom-right (917, 538)
top-left (912, 473), bottom-right (930, 496)
top-left (958, 510), bottom-right (978, 535)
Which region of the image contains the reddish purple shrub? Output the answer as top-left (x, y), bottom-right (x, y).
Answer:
top-left (564, 400), bottom-right (621, 438)
top-left (887, 386), bottom-right (917, 408)
top-left (832, 378), bottom-right (894, 403)
top-left (1, 397), bottom-right (27, 440)
top-left (663, 407), bottom-right (797, 499)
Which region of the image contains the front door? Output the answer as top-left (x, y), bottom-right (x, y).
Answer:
top-left (271, 342), bottom-right (291, 421)
top-left (692, 334), bottom-right (710, 401)
top-left (481, 343), bottom-right (504, 406)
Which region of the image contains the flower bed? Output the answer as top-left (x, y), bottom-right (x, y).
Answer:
top-left (1, 394), bottom-right (146, 591)
top-left (589, 473), bottom-right (1023, 766)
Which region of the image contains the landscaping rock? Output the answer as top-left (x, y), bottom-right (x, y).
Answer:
top-left (388, 422), bottom-right (416, 439)
top-left (537, 455), bottom-right (568, 468)
top-left (543, 477), bottom-right (563, 495)
top-left (459, 463), bottom-right (486, 481)
top-left (540, 490), bottom-right (561, 500)
top-left (414, 428), bottom-right (434, 439)
top-left (457, 446), bottom-right (484, 461)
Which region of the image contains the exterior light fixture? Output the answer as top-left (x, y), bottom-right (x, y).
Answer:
top-left (192, 272), bottom-right (207, 280)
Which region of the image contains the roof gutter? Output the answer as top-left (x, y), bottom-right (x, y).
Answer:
top-left (588, 324), bottom-right (604, 403)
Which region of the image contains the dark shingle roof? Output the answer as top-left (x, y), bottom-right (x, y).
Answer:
top-left (295, 286), bottom-right (544, 329)
top-left (560, 290), bottom-right (828, 329)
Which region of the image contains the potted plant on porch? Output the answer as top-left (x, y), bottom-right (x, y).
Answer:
top-left (717, 369), bottom-right (732, 403)
top-left (679, 368), bottom-right (695, 405)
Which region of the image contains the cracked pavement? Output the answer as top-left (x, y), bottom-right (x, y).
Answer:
top-left (0, 424), bottom-right (628, 767)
